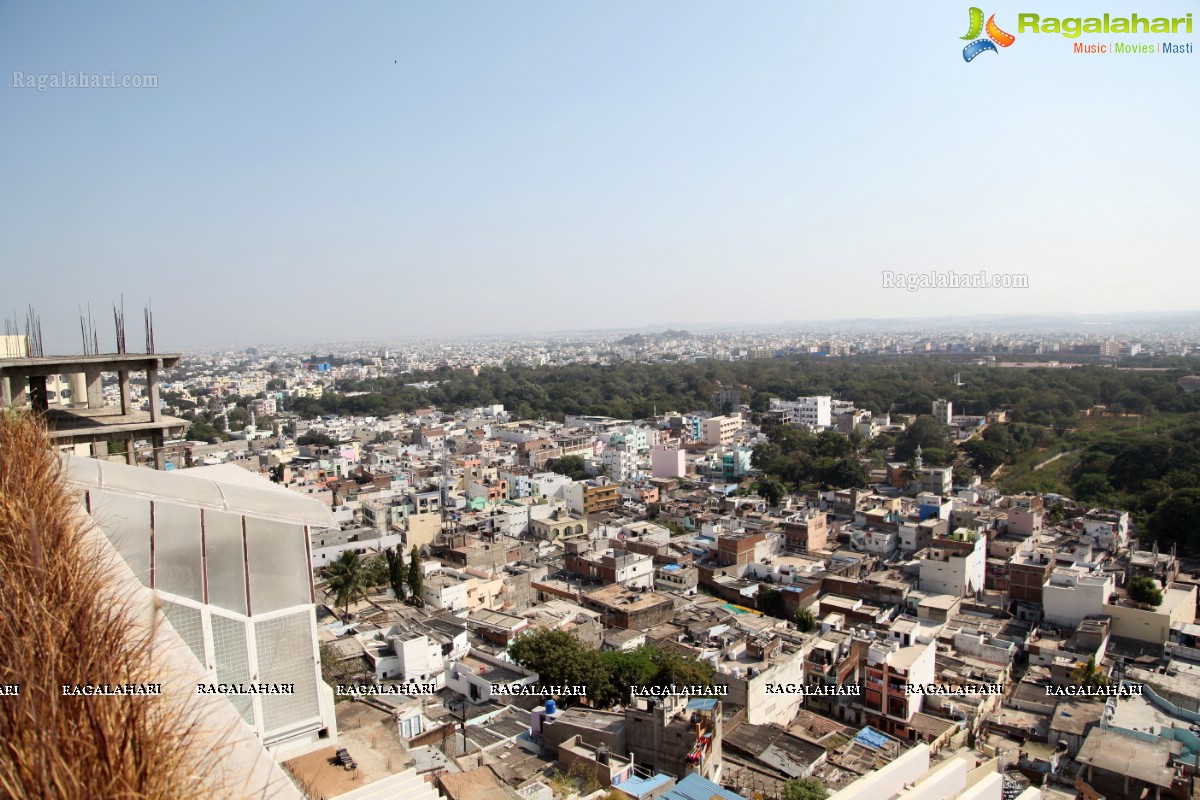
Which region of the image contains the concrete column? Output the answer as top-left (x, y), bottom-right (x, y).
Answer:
top-left (152, 430), bottom-right (165, 470)
top-left (147, 366), bottom-right (160, 422)
top-left (118, 371), bottom-right (132, 414)
top-left (10, 374), bottom-right (28, 406)
top-left (1, 375), bottom-right (10, 407)
top-left (85, 370), bottom-right (104, 408)
top-left (126, 436), bottom-right (138, 466)
top-left (70, 372), bottom-right (89, 409)
top-left (28, 375), bottom-right (49, 413)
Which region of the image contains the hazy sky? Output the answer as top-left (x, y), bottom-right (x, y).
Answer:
top-left (2, 1), bottom-right (1197, 349)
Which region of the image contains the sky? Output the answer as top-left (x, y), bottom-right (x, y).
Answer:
top-left (2, 1), bottom-right (1197, 349)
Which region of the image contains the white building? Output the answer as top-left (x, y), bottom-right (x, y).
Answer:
top-left (443, 650), bottom-right (538, 705)
top-left (714, 640), bottom-right (808, 726)
top-left (1079, 509), bottom-right (1130, 552)
top-left (918, 531), bottom-right (987, 597)
top-left (1041, 567), bottom-right (1113, 627)
top-left (531, 472), bottom-right (572, 501)
top-left (829, 743), bottom-right (1036, 800)
top-left (357, 627), bottom-right (448, 686)
top-left (770, 396), bottom-right (832, 429)
top-left (422, 571), bottom-right (472, 613)
top-left (851, 527), bottom-right (900, 557)
top-left (932, 399), bottom-right (953, 426)
top-left (599, 447), bottom-right (639, 482)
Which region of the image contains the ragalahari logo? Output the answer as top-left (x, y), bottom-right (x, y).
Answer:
top-left (962, 8), bottom-right (1016, 61)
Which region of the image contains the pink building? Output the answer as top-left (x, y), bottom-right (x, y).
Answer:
top-left (651, 445), bottom-right (686, 478)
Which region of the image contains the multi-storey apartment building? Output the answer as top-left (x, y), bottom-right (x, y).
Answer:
top-left (861, 639), bottom-right (936, 740)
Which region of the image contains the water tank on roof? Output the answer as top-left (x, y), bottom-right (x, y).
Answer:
top-left (545, 698), bottom-right (557, 715)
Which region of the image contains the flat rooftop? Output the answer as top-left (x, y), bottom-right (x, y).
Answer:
top-left (1108, 692), bottom-right (1194, 737)
top-left (461, 654), bottom-right (526, 685)
top-left (1076, 728), bottom-right (1182, 788)
top-left (586, 583), bottom-right (672, 611)
top-left (42, 406), bottom-right (187, 440)
top-left (0, 352), bottom-right (182, 374)
top-left (551, 706), bottom-right (626, 734)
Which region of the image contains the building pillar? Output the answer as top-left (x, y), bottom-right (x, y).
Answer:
top-left (28, 375), bottom-right (49, 413)
top-left (147, 366), bottom-right (160, 422)
top-left (152, 430), bottom-right (166, 470)
top-left (70, 372), bottom-right (89, 409)
top-left (118, 371), bottom-right (132, 414)
top-left (11, 375), bottom-right (28, 406)
top-left (0, 375), bottom-right (10, 407)
top-left (125, 436), bottom-right (138, 466)
top-left (86, 369), bottom-right (104, 408)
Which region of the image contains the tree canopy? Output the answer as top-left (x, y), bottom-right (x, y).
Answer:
top-left (507, 628), bottom-right (716, 708)
top-left (782, 777), bottom-right (829, 800)
top-left (1127, 575), bottom-right (1164, 607)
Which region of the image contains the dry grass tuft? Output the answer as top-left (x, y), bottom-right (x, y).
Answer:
top-left (0, 410), bottom-right (230, 799)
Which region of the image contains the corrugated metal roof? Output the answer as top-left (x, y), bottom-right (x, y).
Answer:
top-left (615, 774), bottom-right (673, 797)
top-left (854, 726), bottom-right (890, 749)
top-left (662, 774), bottom-right (748, 800)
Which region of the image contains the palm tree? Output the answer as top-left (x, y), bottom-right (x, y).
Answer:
top-left (325, 550), bottom-right (368, 617)
top-left (1070, 656), bottom-right (1109, 688)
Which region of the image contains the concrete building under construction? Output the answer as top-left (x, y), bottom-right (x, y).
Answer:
top-left (0, 305), bottom-right (185, 469)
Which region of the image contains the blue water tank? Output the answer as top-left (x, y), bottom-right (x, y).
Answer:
top-left (545, 699), bottom-right (557, 715)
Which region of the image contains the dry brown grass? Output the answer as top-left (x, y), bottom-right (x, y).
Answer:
top-left (0, 410), bottom-right (235, 799)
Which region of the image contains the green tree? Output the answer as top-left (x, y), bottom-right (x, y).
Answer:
top-left (595, 648), bottom-right (659, 707)
top-left (818, 458), bottom-right (869, 490)
top-left (1148, 489), bottom-right (1200, 554)
top-left (407, 546), bottom-right (424, 601)
top-left (757, 586), bottom-right (785, 617)
top-left (361, 555), bottom-right (389, 588)
top-left (508, 628), bottom-right (599, 697)
top-left (1127, 575), bottom-right (1163, 607)
top-left (648, 646), bottom-right (715, 688)
top-left (547, 455), bottom-right (589, 481)
top-left (768, 425), bottom-right (812, 456)
top-left (187, 419), bottom-right (224, 443)
top-left (755, 476), bottom-right (785, 506)
top-left (782, 777), bottom-right (828, 800)
top-left (320, 641), bottom-right (353, 703)
top-left (325, 550), bottom-right (368, 616)
top-left (297, 432), bottom-right (338, 447)
top-left (814, 430), bottom-right (853, 459)
top-left (894, 417), bottom-right (953, 461)
top-left (962, 440), bottom-right (1007, 473)
top-left (1069, 656), bottom-right (1109, 688)
top-left (794, 608), bottom-right (817, 633)
top-left (385, 546), bottom-right (407, 602)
